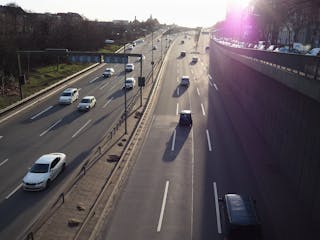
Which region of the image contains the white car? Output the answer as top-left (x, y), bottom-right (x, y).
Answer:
top-left (125, 63), bottom-right (134, 72)
top-left (59, 88), bottom-right (79, 104)
top-left (22, 153), bottom-right (66, 191)
top-left (123, 77), bottom-right (136, 89)
top-left (78, 96), bottom-right (96, 111)
top-left (126, 44), bottom-right (134, 50)
top-left (102, 68), bottom-right (115, 78)
top-left (306, 48), bottom-right (320, 56)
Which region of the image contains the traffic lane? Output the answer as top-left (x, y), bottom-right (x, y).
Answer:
top-left (0, 161), bottom-right (75, 239)
top-left (0, 41), bottom-right (160, 190)
top-left (0, 33), bottom-right (164, 234)
top-left (155, 38), bottom-right (189, 116)
top-left (0, 98), bottom-right (125, 239)
top-left (103, 115), bottom-right (193, 240)
top-left (0, 46), bottom-right (159, 191)
top-left (0, 79), bottom-right (136, 200)
top-left (201, 76), bottom-right (274, 239)
top-left (0, 37), bottom-right (161, 183)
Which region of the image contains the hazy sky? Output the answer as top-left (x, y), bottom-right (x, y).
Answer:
top-left (0, 0), bottom-right (236, 27)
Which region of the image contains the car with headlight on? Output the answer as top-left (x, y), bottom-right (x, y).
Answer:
top-left (59, 88), bottom-right (79, 104)
top-left (78, 96), bottom-right (96, 111)
top-left (22, 153), bottom-right (66, 191)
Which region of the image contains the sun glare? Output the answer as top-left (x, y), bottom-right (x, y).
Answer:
top-left (228, 0), bottom-right (251, 9)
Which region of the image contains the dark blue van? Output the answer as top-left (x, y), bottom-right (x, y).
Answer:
top-left (224, 194), bottom-right (261, 239)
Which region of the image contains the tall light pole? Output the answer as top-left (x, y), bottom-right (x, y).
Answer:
top-left (160, 34), bottom-right (163, 61)
top-left (123, 43), bottom-right (128, 134)
top-left (151, 30), bottom-right (154, 82)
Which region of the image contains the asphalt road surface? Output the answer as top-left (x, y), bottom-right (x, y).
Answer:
top-left (0, 29), bottom-right (166, 240)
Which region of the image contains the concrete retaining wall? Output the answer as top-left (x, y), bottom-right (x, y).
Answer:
top-left (209, 41), bottom-right (320, 224)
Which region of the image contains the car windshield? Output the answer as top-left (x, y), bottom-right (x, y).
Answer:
top-left (81, 98), bottom-right (90, 103)
top-left (61, 92), bottom-right (71, 97)
top-left (125, 80), bottom-right (133, 83)
top-left (30, 163), bottom-right (49, 173)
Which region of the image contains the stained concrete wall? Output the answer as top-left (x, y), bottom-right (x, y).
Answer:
top-left (209, 40), bottom-right (320, 224)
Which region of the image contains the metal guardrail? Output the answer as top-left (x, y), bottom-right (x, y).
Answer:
top-left (213, 40), bottom-right (320, 80)
top-left (0, 63), bottom-right (100, 117)
top-left (20, 45), bottom-right (168, 240)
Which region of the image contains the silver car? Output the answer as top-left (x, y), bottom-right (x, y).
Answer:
top-left (78, 96), bottom-right (96, 111)
top-left (59, 88), bottom-right (79, 104)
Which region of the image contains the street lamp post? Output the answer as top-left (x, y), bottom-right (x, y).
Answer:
top-left (151, 30), bottom-right (154, 82)
top-left (123, 43), bottom-right (128, 134)
top-left (160, 34), bottom-right (163, 61)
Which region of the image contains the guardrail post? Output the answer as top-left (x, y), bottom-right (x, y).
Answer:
top-left (315, 58), bottom-right (320, 80)
top-left (61, 193), bottom-right (65, 203)
top-left (27, 232), bottom-right (34, 240)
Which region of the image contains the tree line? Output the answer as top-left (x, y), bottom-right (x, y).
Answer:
top-left (0, 3), bottom-right (161, 94)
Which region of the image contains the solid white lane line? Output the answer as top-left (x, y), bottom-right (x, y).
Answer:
top-left (39, 119), bottom-right (62, 137)
top-left (5, 183), bottom-right (22, 199)
top-left (0, 65), bottom-right (101, 125)
top-left (103, 97), bottom-right (114, 108)
top-left (0, 158), bottom-right (9, 167)
top-left (30, 106), bottom-right (53, 120)
top-left (109, 84), bottom-right (117, 91)
top-left (201, 104), bottom-right (206, 116)
top-left (214, 83), bottom-right (218, 90)
top-left (197, 88), bottom-right (200, 96)
top-left (72, 119), bottom-right (92, 138)
top-left (191, 128), bottom-right (195, 240)
top-left (157, 180), bottom-right (170, 232)
top-left (208, 74), bottom-right (212, 80)
top-left (171, 130), bottom-right (176, 151)
top-left (206, 129), bottom-right (212, 151)
top-left (209, 80), bottom-right (213, 87)
top-left (99, 82), bottom-right (110, 90)
top-left (176, 103), bottom-right (179, 115)
top-left (177, 87), bottom-right (180, 96)
top-left (213, 182), bottom-right (222, 234)
top-left (89, 76), bottom-right (99, 83)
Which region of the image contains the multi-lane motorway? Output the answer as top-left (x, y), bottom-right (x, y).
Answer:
top-left (98, 32), bottom-right (317, 240)
top-left (0, 30), bottom-right (166, 239)
top-left (1, 29), bottom-right (316, 240)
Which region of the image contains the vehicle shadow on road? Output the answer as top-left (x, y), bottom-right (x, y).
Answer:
top-left (53, 110), bottom-right (83, 129)
top-left (22, 104), bottom-right (66, 124)
top-left (172, 85), bottom-right (187, 98)
top-left (162, 125), bottom-right (191, 162)
top-left (108, 88), bottom-right (125, 100)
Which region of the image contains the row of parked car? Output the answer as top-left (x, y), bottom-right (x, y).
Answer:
top-left (217, 38), bottom-right (320, 56)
